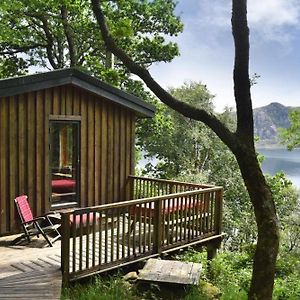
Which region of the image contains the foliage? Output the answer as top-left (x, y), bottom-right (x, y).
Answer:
top-left (62, 275), bottom-right (138, 300)
top-left (137, 81), bottom-right (226, 179)
top-left (0, 55), bottom-right (28, 78)
top-left (273, 250), bottom-right (300, 299)
top-left (0, 0), bottom-right (182, 84)
top-left (178, 248), bottom-right (300, 300)
top-left (223, 170), bottom-right (299, 251)
top-left (279, 199), bottom-right (300, 254)
top-left (279, 109), bottom-right (300, 150)
top-left (266, 172), bottom-right (299, 223)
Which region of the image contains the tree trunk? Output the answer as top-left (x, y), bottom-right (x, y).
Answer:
top-left (235, 146), bottom-right (280, 299)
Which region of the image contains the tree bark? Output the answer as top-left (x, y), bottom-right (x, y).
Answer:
top-left (233, 146), bottom-right (279, 299)
top-left (231, 2), bottom-right (280, 295)
top-left (91, 1), bottom-right (280, 298)
top-left (61, 5), bottom-right (77, 67)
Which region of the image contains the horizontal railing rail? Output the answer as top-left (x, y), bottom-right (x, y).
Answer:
top-left (129, 175), bottom-right (215, 199)
top-left (61, 177), bottom-right (223, 285)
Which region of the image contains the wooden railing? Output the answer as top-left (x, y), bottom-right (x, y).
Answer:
top-left (60, 177), bottom-right (223, 285)
top-left (129, 175), bottom-right (215, 198)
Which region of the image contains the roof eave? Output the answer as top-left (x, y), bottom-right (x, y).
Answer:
top-left (0, 68), bottom-right (155, 118)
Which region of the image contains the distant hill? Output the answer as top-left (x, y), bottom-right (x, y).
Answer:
top-left (253, 102), bottom-right (299, 147)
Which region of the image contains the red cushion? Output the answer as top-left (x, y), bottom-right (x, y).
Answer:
top-left (15, 195), bottom-right (33, 223)
top-left (52, 179), bottom-right (76, 193)
top-left (130, 200), bottom-right (209, 217)
top-left (69, 213), bottom-right (101, 228)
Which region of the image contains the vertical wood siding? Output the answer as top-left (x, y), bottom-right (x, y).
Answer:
top-left (0, 85), bottom-right (136, 234)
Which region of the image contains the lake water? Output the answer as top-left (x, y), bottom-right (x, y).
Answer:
top-left (257, 148), bottom-right (300, 189)
top-left (140, 148), bottom-right (300, 189)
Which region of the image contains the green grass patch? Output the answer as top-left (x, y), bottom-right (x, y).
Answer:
top-left (61, 275), bottom-right (138, 300)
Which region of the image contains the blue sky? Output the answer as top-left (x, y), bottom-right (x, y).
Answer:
top-left (150, 0), bottom-right (300, 111)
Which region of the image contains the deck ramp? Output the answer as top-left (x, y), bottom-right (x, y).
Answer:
top-left (138, 258), bottom-right (202, 285)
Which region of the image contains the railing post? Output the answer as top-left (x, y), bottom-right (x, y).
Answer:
top-left (61, 212), bottom-right (71, 286)
top-left (153, 199), bottom-right (163, 254)
top-left (214, 188), bottom-right (223, 234)
top-left (126, 176), bottom-right (134, 200)
top-left (169, 183), bottom-right (175, 194)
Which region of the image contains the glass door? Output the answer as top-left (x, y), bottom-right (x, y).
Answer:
top-left (50, 121), bottom-right (80, 207)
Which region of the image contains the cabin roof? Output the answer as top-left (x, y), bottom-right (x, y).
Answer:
top-left (0, 68), bottom-right (155, 117)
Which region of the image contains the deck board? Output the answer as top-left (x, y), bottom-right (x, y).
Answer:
top-left (0, 236), bottom-right (62, 300)
top-left (0, 266), bottom-right (61, 299)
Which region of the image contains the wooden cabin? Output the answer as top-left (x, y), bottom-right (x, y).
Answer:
top-left (0, 68), bottom-right (155, 235)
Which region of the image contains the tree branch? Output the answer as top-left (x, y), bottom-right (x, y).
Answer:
top-left (232, 0), bottom-right (254, 143)
top-left (91, 0), bottom-right (238, 151)
top-left (39, 16), bottom-right (58, 69)
top-left (0, 43), bottom-right (46, 55)
top-left (61, 5), bottom-right (77, 67)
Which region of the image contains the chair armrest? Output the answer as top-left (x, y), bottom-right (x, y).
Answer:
top-left (32, 216), bottom-right (46, 222)
top-left (45, 211), bottom-right (60, 216)
top-left (22, 216), bottom-right (45, 225)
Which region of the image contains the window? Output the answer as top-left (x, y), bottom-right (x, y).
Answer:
top-left (49, 120), bottom-right (80, 207)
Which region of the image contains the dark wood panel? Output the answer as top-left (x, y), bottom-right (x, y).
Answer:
top-left (73, 86), bottom-right (80, 115)
top-left (18, 94), bottom-right (26, 197)
top-left (119, 111), bottom-right (126, 201)
top-left (27, 92), bottom-right (36, 216)
top-left (44, 89), bottom-right (51, 213)
top-left (100, 102), bottom-right (108, 205)
top-left (9, 96), bottom-right (17, 229)
top-left (107, 104), bottom-right (114, 204)
top-left (52, 87), bottom-right (60, 115)
top-left (36, 91), bottom-right (43, 216)
top-left (60, 86), bottom-right (66, 115)
top-left (66, 86), bottom-right (73, 115)
top-left (0, 97), bottom-right (8, 233)
top-left (113, 109), bottom-right (120, 202)
top-left (94, 101), bottom-right (101, 205)
top-left (80, 90), bottom-right (88, 208)
top-left (87, 95), bottom-right (95, 207)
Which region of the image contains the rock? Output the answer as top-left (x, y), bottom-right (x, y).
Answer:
top-left (199, 281), bottom-right (221, 299)
top-left (123, 271), bottom-right (138, 281)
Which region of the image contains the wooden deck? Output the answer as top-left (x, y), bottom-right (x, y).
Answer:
top-left (0, 176), bottom-right (223, 294)
top-left (0, 236), bottom-right (62, 300)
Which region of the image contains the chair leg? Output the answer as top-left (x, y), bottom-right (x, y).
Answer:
top-left (130, 218), bottom-right (137, 233)
top-left (35, 222), bottom-right (53, 247)
top-left (22, 225), bottom-right (32, 243)
top-left (51, 227), bottom-right (61, 244)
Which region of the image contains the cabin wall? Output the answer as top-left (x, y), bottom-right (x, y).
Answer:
top-left (0, 85), bottom-right (136, 235)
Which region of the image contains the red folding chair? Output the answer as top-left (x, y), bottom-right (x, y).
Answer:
top-left (14, 195), bottom-right (61, 247)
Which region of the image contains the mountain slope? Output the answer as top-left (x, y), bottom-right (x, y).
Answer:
top-left (253, 102), bottom-right (298, 145)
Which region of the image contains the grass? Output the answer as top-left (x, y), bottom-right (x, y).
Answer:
top-left (62, 275), bottom-right (138, 300)
top-left (61, 272), bottom-right (211, 300)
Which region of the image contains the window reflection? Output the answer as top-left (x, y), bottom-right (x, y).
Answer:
top-left (50, 122), bottom-right (79, 206)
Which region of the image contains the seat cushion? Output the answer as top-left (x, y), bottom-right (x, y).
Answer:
top-left (51, 179), bottom-right (76, 193)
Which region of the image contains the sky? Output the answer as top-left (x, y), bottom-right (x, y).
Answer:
top-left (150, 0), bottom-right (300, 112)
